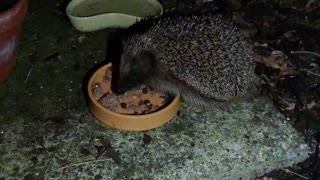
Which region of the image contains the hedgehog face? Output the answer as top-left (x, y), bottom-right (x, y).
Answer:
top-left (113, 50), bottom-right (157, 94)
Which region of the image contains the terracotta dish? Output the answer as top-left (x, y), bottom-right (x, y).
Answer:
top-left (87, 63), bottom-right (180, 131)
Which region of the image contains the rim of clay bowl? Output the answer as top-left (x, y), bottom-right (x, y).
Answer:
top-left (66, 0), bottom-right (163, 32)
top-left (87, 63), bottom-right (180, 131)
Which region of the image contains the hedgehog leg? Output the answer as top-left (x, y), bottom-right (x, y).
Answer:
top-left (184, 95), bottom-right (231, 111)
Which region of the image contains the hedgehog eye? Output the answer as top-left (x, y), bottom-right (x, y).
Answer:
top-left (120, 53), bottom-right (134, 73)
top-left (120, 53), bottom-right (129, 64)
top-left (135, 50), bottom-right (157, 67)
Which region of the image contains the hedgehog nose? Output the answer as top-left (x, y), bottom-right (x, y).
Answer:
top-left (111, 81), bottom-right (125, 95)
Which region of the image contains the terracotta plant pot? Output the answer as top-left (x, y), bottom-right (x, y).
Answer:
top-left (0, 0), bottom-right (28, 83)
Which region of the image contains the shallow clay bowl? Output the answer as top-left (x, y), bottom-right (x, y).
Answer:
top-left (87, 63), bottom-right (180, 131)
top-left (66, 0), bottom-right (163, 32)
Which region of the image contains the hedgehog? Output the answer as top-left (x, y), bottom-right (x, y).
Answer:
top-left (109, 12), bottom-right (255, 108)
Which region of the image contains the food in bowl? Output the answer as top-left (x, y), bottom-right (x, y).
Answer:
top-left (92, 70), bottom-right (173, 115)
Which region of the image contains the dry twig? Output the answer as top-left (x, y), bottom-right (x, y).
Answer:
top-left (280, 168), bottom-right (309, 179)
top-left (290, 51), bottom-right (320, 58)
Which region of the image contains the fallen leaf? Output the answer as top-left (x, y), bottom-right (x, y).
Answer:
top-left (285, 102), bottom-right (296, 111)
top-left (304, 100), bottom-right (317, 109)
top-left (255, 55), bottom-right (288, 70)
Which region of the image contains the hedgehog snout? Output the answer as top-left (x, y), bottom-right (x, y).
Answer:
top-left (111, 81), bottom-right (127, 94)
top-left (112, 78), bottom-right (137, 95)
